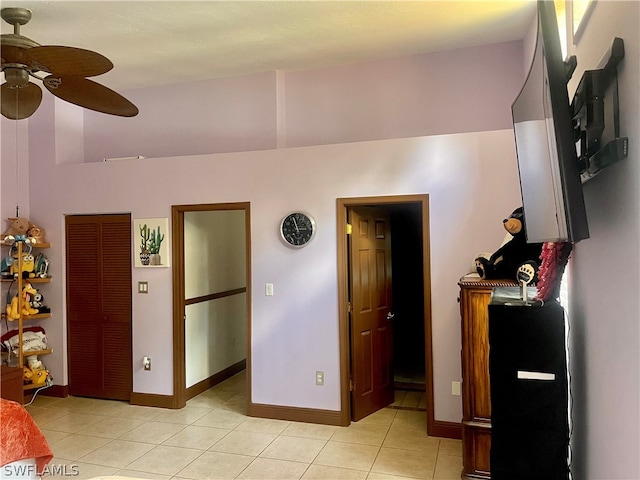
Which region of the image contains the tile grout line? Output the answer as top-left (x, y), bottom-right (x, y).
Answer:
top-left (365, 420), bottom-right (393, 478)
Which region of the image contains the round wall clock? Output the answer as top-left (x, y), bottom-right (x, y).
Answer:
top-left (280, 212), bottom-right (316, 247)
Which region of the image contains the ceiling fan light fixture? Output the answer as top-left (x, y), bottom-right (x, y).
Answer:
top-left (0, 6), bottom-right (137, 119)
top-left (0, 81), bottom-right (42, 119)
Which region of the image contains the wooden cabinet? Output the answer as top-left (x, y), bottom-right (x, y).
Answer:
top-left (1, 365), bottom-right (24, 403)
top-left (459, 276), bottom-right (516, 480)
top-left (1, 239), bottom-right (52, 402)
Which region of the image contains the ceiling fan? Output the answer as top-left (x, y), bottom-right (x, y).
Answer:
top-left (0, 7), bottom-right (138, 120)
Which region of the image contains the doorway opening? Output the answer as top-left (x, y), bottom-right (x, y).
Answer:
top-left (171, 202), bottom-right (251, 409)
top-left (389, 203), bottom-right (427, 391)
top-left (337, 195), bottom-right (435, 433)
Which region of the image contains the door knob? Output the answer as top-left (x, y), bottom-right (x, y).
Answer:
top-left (386, 312), bottom-right (395, 320)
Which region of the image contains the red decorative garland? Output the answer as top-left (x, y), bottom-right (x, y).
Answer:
top-left (535, 242), bottom-right (573, 301)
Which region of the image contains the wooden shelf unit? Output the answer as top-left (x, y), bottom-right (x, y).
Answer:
top-left (2, 277), bottom-right (51, 284)
top-left (1, 241), bottom-right (50, 249)
top-left (2, 312), bottom-right (52, 322)
top-left (2, 240), bottom-right (52, 397)
top-left (21, 348), bottom-right (53, 357)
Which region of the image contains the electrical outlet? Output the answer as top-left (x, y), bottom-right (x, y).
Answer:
top-left (451, 381), bottom-right (461, 396)
top-left (316, 371), bottom-right (324, 386)
top-left (143, 356), bottom-right (151, 371)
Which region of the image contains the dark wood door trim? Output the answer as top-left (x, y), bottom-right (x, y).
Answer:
top-left (337, 195), bottom-right (434, 433)
top-left (171, 207), bottom-right (185, 409)
top-left (171, 202), bottom-right (252, 409)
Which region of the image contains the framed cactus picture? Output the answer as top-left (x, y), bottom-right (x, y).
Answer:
top-left (134, 217), bottom-right (170, 267)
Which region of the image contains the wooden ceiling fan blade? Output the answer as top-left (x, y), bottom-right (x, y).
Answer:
top-left (43, 75), bottom-right (138, 117)
top-left (1, 81), bottom-right (42, 119)
top-left (26, 46), bottom-right (113, 76)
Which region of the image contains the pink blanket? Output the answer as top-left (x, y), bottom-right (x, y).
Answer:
top-left (0, 398), bottom-right (53, 473)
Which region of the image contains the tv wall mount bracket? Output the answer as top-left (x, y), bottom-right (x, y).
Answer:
top-left (571, 37), bottom-right (627, 183)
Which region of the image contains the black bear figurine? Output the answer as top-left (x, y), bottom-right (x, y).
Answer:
top-left (475, 207), bottom-right (543, 282)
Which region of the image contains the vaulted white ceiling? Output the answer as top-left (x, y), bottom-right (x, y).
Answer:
top-left (1, 1), bottom-right (536, 91)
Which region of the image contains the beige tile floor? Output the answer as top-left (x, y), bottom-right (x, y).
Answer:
top-left (24, 373), bottom-right (462, 479)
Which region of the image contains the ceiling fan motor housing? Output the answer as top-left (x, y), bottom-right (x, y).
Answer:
top-left (4, 67), bottom-right (29, 87)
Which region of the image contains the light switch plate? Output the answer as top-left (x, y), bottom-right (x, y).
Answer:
top-left (451, 381), bottom-right (461, 396)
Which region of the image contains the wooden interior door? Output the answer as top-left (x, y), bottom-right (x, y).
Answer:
top-left (66, 214), bottom-right (132, 401)
top-left (349, 206), bottom-right (394, 421)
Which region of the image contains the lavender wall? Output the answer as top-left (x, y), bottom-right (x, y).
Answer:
top-left (1, 120), bottom-right (30, 222)
top-left (83, 71), bottom-right (279, 162)
top-left (285, 42), bottom-right (523, 147)
top-left (566, 1), bottom-right (640, 478)
top-left (77, 42), bottom-right (523, 161)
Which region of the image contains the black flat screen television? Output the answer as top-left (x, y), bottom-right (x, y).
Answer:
top-left (512, 1), bottom-right (589, 243)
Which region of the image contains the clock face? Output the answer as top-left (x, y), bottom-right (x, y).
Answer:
top-left (280, 212), bottom-right (315, 247)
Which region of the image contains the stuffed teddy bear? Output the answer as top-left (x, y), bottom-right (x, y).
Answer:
top-left (26, 223), bottom-right (47, 244)
top-left (1, 217), bottom-right (30, 241)
top-left (475, 207), bottom-right (543, 282)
